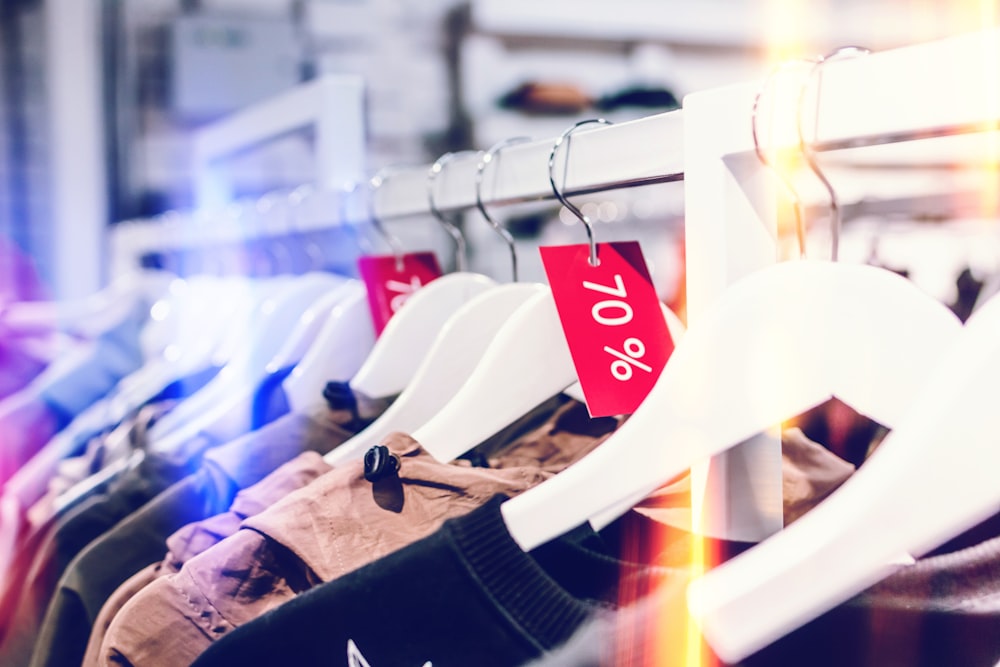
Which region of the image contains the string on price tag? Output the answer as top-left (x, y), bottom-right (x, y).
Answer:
top-left (357, 252), bottom-right (443, 336)
top-left (540, 241), bottom-right (674, 417)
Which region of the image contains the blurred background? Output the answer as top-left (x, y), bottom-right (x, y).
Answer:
top-left (1, 0), bottom-right (997, 302)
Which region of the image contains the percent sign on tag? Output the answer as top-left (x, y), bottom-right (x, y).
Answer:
top-left (605, 336), bottom-right (651, 381)
top-left (541, 241), bottom-right (674, 417)
top-left (358, 252), bottom-right (443, 336)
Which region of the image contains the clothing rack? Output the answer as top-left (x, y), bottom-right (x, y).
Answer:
top-left (364, 27), bottom-right (1000, 543)
top-left (111, 28), bottom-right (1000, 543)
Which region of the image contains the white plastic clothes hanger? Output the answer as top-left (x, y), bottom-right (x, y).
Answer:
top-left (685, 47), bottom-right (986, 662)
top-left (413, 126), bottom-right (686, 463)
top-left (0, 268), bottom-right (176, 339)
top-left (342, 273), bottom-right (497, 400)
top-left (143, 272), bottom-right (350, 450)
top-left (499, 262), bottom-right (962, 550)
top-left (348, 156), bottom-right (511, 400)
top-left (498, 57), bottom-right (963, 552)
top-left (104, 275), bottom-right (288, 423)
top-left (266, 279), bottom-right (356, 374)
top-left (45, 272), bottom-right (298, 513)
top-left (413, 289), bottom-right (685, 464)
top-left (202, 276), bottom-right (297, 370)
top-left (146, 271), bottom-right (344, 451)
top-left (281, 280), bottom-right (375, 413)
top-left (410, 288), bottom-right (571, 462)
top-left (32, 275), bottom-right (254, 457)
top-left (324, 282), bottom-right (547, 465)
top-left (46, 276), bottom-right (289, 514)
top-left (687, 285), bottom-right (1000, 662)
top-left (288, 156), bottom-right (497, 414)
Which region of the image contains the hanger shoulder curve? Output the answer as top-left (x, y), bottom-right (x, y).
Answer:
top-left (349, 272), bottom-right (498, 399)
top-left (412, 288), bottom-right (574, 462)
top-left (148, 273), bottom-right (342, 450)
top-left (689, 286), bottom-right (1000, 664)
top-left (283, 282), bottom-right (375, 414)
top-left (0, 269), bottom-right (175, 337)
top-left (500, 260), bottom-right (963, 552)
top-left (265, 278), bottom-right (351, 373)
top-left (413, 288), bottom-right (688, 465)
top-left (323, 282), bottom-right (546, 465)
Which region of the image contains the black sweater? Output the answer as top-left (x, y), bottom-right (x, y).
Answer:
top-left (192, 495), bottom-right (677, 667)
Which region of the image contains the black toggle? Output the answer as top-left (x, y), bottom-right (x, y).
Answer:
top-left (363, 445), bottom-right (400, 482)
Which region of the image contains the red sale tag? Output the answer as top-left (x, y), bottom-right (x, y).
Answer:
top-left (540, 241), bottom-right (674, 417)
top-left (357, 252), bottom-right (443, 336)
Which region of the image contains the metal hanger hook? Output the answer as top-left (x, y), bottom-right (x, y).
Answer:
top-left (752, 59), bottom-right (819, 259)
top-left (548, 118), bottom-right (613, 267)
top-left (476, 136), bottom-right (532, 282)
top-left (368, 167), bottom-right (407, 270)
top-left (340, 180), bottom-right (377, 258)
top-left (428, 151), bottom-right (477, 272)
top-left (797, 46), bottom-right (871, 262)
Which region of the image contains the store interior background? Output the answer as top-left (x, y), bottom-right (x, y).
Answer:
top-left (1, 0), bottom-right (997, 308)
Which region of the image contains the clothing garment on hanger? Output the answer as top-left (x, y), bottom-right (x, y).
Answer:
top-left (0, 379), bottom-right (388, 665)
top-left (190, 424), bottom-right (856, 667)
top-left (26, 386), bottom-right (390, 667)
top-left (0, 301), bottom-right (147, 488)
top-left (191, 496), bottom-right (678, 667)
top-left (529, 508), bottom-right (1000, 667)
top-left (98, 397), bottom-right (624, 667)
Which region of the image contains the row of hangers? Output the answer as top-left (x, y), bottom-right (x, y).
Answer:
top-left (3, 45), bottom-right (997, 663)
top-left (0, 119), bottom-right (618, 517)
top-left (334, 46), bottom-right (1000, 664)
top-left (437, 52), bottom-right (974, 665)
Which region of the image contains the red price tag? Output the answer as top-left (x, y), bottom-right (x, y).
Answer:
top-left (358, 252), bottom-right (442, 336)
top-left (540, 241), bottom-right (674, 417)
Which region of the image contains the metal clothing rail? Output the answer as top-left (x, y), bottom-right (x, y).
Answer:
top-left (372, 29), bottom-right (999, 225)
top-left (360, 28), bottom-right (1000, 543)
top-left (110, 28), bottom-right (1000, 542)
top-left (371, 110), bottom-right (686, 220)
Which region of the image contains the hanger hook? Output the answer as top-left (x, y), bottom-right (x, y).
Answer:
top-left (368, 168), bottom-right (406, 270)
top-left (339, 180), bottom-right (377, 257)
top-left (752, 59), bottom-right (819, 259)
top-left (476, 137), bottom-right (532, 282)
top-left (797, 46), bottom-right (871, 262)
top-left (548, 118), bottom-right (614, 267)
top-left (428, 151), bottom-right (477, 272)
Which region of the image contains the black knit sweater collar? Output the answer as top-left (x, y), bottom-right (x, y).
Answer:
top-left (446, 495), bottom-right (672, 651)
